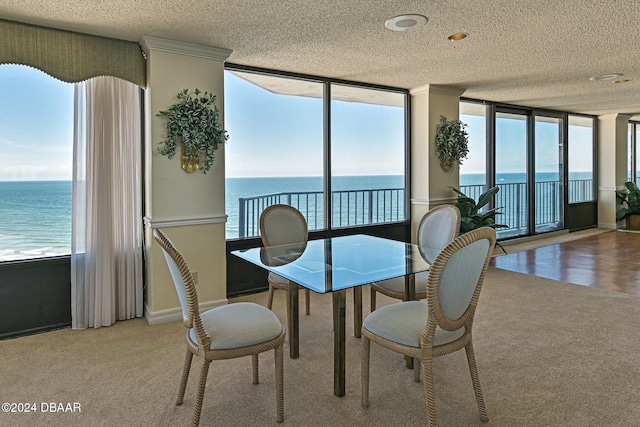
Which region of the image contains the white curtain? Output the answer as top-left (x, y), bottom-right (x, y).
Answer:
top-left (71, 76), bottom-right (143, 329)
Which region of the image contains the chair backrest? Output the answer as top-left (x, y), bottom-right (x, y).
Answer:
top-left (417, 204), bottom-right (461, 252)
top-left (153, 229), bottom-right (210, 348)
top-left (425, 227), bottom-right (496, 334)
top-left (260, 204), bottom-right (308, 247)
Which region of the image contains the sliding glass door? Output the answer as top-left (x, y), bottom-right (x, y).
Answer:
top-left (459, 102), bottom-right (488, 199)
top-left (461, 100), bottom-right (596, 238)
top-left (494, 110), bottom-right (564, 238)
top-left (495, 111), bottom-right (528, 238)
top-left (534, 115), bottom-right (564, 233)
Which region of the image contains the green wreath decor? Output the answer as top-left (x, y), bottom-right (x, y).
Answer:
top-left (157, 88), bottom-right (229, 173)
top-left (435, 115), bottom-right (469, 172)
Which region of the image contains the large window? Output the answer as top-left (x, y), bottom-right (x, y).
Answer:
top-left (534, 114), bottom-right (563, 233)
top-left (224, 71), bottom-right (324, 238)
top-left (0, 65), bottom-right (74, 262)
top-left (629, 123), bottom-right (634, 183)
top-left (460, 99), bottom-right (598, 238)
top-left (459, 101), bottom-right (488, 199)
top-left (495, 111), bottom-right (529, 238)
top-left (330, 85), bottom-right (405, 229)
top-left (628, 121), bottom-right (640, 184)
top-left (224, 67), bottom-right (408, 240)
top-left (568, 115), bottom-right (595, 202)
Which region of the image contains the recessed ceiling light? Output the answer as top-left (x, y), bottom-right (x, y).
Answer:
top-left (448, 33), bottom-right (468, 41)
top-left (614, 79), bottom-right (630, 84)
top-left (589, 73), bottom-right (624, 81)
top-left (385, 14), bottom-right (428, 32)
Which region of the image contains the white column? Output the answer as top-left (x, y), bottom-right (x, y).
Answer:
top-left (597, 113), bottom-right (630, 230)
top-left (410, 84), bottom-right (465, 239)
top-left (139, 36), bottom-right (232, 324)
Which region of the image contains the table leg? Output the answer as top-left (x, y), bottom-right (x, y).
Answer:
top-left (404, 274), bottom-right (416, 369)
top-left (332, 289), bottom-right (346, 397)
top-left (353, 286), bottom-right (362, 338)
top-left (405, 273), bottom-right (416, 301)
top-left (287, 281), bottom-right (300, 359)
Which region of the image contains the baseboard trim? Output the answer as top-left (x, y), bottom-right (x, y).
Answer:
top-left (144, 299), bottom-right (228, 325)
top-left (501, 229), bottom-right (569, 247)
top-left (0, 322), bottom-right (71, 340)
top-left (598, 222), bottom-right (618, 230)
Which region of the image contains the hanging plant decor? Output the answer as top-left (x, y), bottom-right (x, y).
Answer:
top-left (157, 88), bottom-right (229, 174)
top-left (435, 115), bottom-right (469, 172)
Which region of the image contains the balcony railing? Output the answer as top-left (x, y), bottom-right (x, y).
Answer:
top-left (235, 179), bottom-right (593, 239)
top-left (238, 188), bottom-right (405, 238)
top-left (459, 178), bottom-right (594, 235)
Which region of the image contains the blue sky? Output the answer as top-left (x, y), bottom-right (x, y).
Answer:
top-left (0, 64), bottom-right (74, 181)
top-left (223, 71), bottom-right (405, 178)
top-left (0, 64), bottom-right (593, 181)
top-left (463, 110), bottom-right (594, 175)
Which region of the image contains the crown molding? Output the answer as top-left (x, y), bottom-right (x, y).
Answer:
top-left (139, 35), bottom-right (232, 61)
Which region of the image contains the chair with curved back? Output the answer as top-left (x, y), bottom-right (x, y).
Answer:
top-left (361, 227), bottom-right (496, 427)
top-left (370, 204), bottom-right (461, 311)
top-left (260, 204), bottom-right (311, 316)
top-left (153, 228), bottom-right (285, 426)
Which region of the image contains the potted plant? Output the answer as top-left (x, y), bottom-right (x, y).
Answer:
top-left (157, 88), bottom-right (229, 173)
top-left (616, 181), bottom-right (640, 229)
top-left (451, 186), bottom-right (509, 253)
top-left (435, 115), bottom-right (469, 172)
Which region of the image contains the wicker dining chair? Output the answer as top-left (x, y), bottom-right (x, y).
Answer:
top-left (370, 204), bottom-right (461, 311)
top-left (362, 227), bottom-right (496, 427)
top-left (153, 229), bottom-right (285, 426)
top-left (260, 204), bottom-right (311, 316)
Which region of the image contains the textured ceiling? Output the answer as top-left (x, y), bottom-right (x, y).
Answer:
top-left (1, 0), bottom-right (639, 117)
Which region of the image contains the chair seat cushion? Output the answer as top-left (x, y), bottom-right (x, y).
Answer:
top-left (363, 301), bottom-right (464, 348)
top-left (375, 271), bottom-right (429, 295)
top-left (190, 302), bottom-right (284, 350)
top-left (268, 272), bottom-right (289, 285)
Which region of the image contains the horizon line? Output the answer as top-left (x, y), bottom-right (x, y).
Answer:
top-left (1, 170), bottom-right (597, 183)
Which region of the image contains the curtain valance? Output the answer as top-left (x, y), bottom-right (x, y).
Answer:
top-left (0, 19), bottom-right (145, 87)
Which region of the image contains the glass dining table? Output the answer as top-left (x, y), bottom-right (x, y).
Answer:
top-left (231, 234), bottom-right (432, 397)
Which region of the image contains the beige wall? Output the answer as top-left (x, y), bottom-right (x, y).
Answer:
top-left (409, 84), bottom-right (465, 240)
top-left (597, 113), bottom-right (631, 230)
top-left (137, 37), bottom-right (627, 323)
top-left (138, 39), bottom-right (470, 322)
top-left (140, 36), bottom-right (232, 324)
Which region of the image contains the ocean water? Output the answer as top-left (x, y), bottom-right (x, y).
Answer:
top-left (460, 171), bottom-right (593, 185)
top-left (0, 181), bottom-right (72, 261)
top-left (0, 173), bottom-right (595, 261)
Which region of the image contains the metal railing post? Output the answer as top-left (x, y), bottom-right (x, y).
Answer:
top-left (239, 198), bottom-right (246, 238)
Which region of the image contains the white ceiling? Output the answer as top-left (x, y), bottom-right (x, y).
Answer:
top-left (2, 0), bottom-right (639, 117)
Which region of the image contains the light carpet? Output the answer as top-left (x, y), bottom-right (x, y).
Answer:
top-left (2, 267), bottom-right (640, 426)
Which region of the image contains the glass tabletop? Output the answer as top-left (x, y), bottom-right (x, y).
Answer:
top-left (232, 234), bottom-right (434, 293)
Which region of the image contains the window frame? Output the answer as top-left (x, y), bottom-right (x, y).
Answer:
top-left (459, 97), bottom-right (598, 239)
top-left (630, 121), bottom-right (640, 184)
top-left (0, 64), bottom-right (75, 263)
top-left (224, 63), bottom-right (410, 241)
top-left (567, 114), bottom-right (597, 204)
